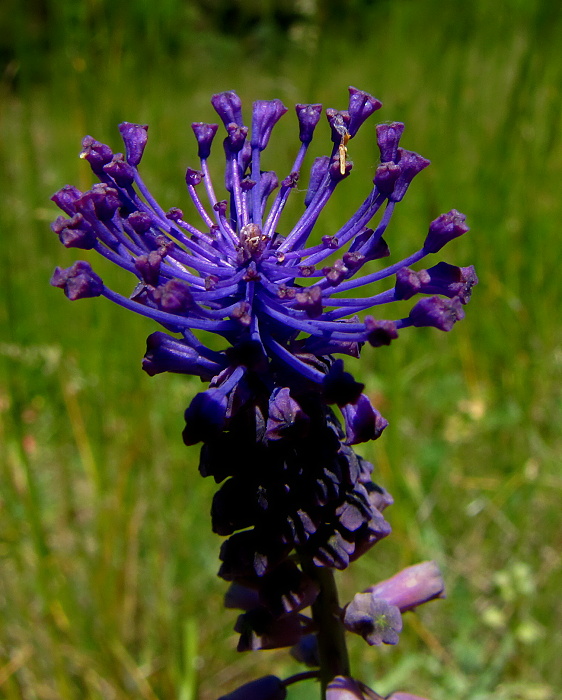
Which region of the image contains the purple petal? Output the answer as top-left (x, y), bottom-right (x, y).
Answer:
top-left (365, 561), bottom-right (445, 612)
top-left (212, 90), bottom-right (244, 128)
top-left (376, 122), bottom-right (405, 163)
top-left (50, 261), bottom-right (103, 300)
top-left (251, 99), bottom-right (288, 151)
top-left (118, 122), bottom-right (148, 166)
top-left (343, 593), bottom-right (402, 646)
top-left (342, 394), bottom-right (388, 444)
top-left (409, 295), bottom-right (465, 331)
top-left (347, 86), bottom-right (382, 136)
top-left (296, 103), bottom-right (323, 143)
top-left (191, 122), bottom-right (219, 159)
top-left (423, 209), bottom-right (469, 253)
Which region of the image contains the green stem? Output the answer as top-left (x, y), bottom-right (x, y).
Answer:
top-left (300, 555), bottom-right (350, 698)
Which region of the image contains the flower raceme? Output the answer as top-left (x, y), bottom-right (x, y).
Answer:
top-left (50, 87), bottom-right (475, 699)
top-left (51, 86), bottom-right (476, 434)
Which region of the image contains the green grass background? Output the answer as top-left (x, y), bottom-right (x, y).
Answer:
top-left (1, 0), bottom-right (561, 698)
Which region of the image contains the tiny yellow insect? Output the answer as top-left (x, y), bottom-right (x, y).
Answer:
top-left (338, 130), bottom-right (351, 175)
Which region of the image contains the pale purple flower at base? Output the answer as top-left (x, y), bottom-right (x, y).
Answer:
top-left (364, 560), bottom-right (445, 613)
top-left (342, 595), bottom-right (402, 646)
top-left (386, 693), bottom-right (431, 700)
top-left (342, 561), bottom-right (445, 646)
top-left (326, 676), bottom-right (385, 700)
top-left (326, 676), bottom-right (371, 700)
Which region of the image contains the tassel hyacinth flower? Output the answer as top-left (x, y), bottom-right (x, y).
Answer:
top-left (51, 87), bottom-right (476, 699)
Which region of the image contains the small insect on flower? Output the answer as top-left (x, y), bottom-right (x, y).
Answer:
top-left (330, 112), bottom-right (352, 176)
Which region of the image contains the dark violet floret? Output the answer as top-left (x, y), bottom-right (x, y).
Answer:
top-left (212, 90), bottom-right (244, 128)
top-left (251, 100), bottom-right (288, 151)
top-left (50, 261), bottom-right (103, 300)
top-left (342, 394), bottom-right (388, 445)
top-left (142, 332), bottom-right (223, 379)
top-left (409, 295), bottom-right (465, 331)
top-left (347, 86), bottom-right (382, 137)
top-left (322, 360), bottom-right (365, 407)
top-left (80, 136), bottom-right (113, 173)
top-left (75, 183), bottom-right (121, 221)
top-left (424, 209), bottom-right (469, 253)
top-left (218, 675), bottom-right (287, 700)
top-left (182, 388), bottom-right (229, 445)
top-left (191, 122), bottom-right (219, 159)
top-left (103, 154), bottom-right (136, 186)
top-left (51, 185), bottom-right (83, 215)
top-left (376, 122), bottom-right (405, 163)
top-left (265, 388), bottom-right (310, 441)
top-left (389, 149), bottom-right (431, 202)
top-left (365, 318), bottom-right (399, 347)
top-left (296, 103), bottom-right (323, 143)
top-left (118, 122), bottom-right (148, 166)
top-left (395, 262), bottom-right (478, 304)
top-left (52, 214), bottom-right (96, 249)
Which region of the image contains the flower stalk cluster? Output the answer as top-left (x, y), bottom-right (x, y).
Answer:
top-left (50, 87), bottom-right (476, 699)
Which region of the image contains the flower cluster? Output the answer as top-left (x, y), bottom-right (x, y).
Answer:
top-left (50, 87), bottom-right (475, 699)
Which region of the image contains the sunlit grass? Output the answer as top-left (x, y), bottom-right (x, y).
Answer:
top-left (1, 0), bottom-right (561, 697)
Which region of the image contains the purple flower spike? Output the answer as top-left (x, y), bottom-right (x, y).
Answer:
top-left (251, 99), bottom-right (288, 151)
top-left (409, 295), bottom-right (465, 331)
top-left (296, 103), bottom-right (323, 143)
top-left (50, 261), bottom-right (103, 300)
top-left (118, 122), bottom-right (148, 166)
top-left (212, 90), bottom-right (244, 128)
top-left (424, 209), bottom-right (469, 253)
top-left (50, 90), bottom-right (476, 687)
top-left (191, 122), bottom-right (219, 159)
top-left (347, 87), bottom-right (382, 137)
top-left (342, 593), bottom-right (403, 646)
top-left (386, 693), bottom-right (430, 700)
top-left (365, 561), bottom-right (445, 613)
top-left (218, 676), bottom-right (287, 700)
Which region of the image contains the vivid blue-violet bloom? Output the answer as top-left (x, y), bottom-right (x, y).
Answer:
top-left (50, 87), bottom-right (475, 699)
top-left (51, 87), bottom-right (475, 403)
